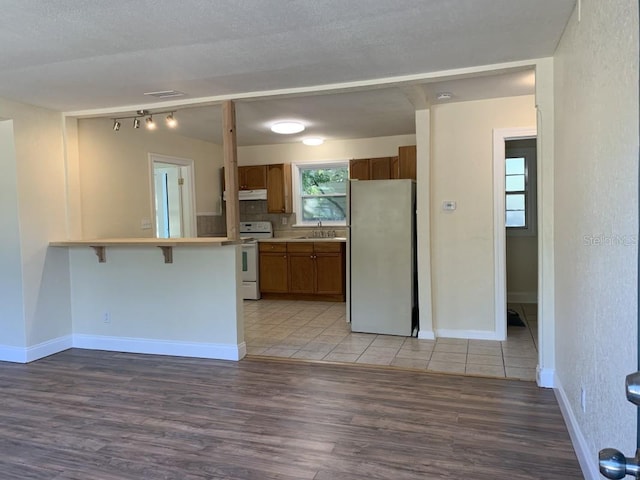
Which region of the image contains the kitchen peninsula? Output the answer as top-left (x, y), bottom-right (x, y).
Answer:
top-left (50, 237), bottom-right (246, 361)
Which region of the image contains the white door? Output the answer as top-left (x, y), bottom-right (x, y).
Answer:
top-left (149, 155), bottom-right (196, 238)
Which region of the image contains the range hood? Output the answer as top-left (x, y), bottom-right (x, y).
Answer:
top-left (223, 189), bottom-right (268, 201)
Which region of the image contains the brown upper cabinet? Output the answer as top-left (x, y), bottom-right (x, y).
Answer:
top-left (238, 165), bottom-right (267, 190)
top-left (266, 163), bottom-right (292, 213)
top-left (349, 157), bottom-right (393, 180)
top-left (350, 147), bottom-right (416, 181)
top-left (397, 145), bottom-right (417, 180)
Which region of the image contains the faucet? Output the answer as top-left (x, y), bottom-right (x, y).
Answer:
top-left (314, 220), bottom-right (323, 237)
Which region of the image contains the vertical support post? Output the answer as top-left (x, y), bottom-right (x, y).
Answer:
top-left (223, 100), bottom-right (240, 241)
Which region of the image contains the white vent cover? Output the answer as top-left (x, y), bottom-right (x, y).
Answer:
top-left (143, 90), bottom-right (185, 99)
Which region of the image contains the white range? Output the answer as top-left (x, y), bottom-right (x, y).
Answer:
top-left (239, 221), bottom-right (273, 300)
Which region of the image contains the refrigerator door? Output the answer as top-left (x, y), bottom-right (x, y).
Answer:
top-left (349, 180), bottom-right (415, 336)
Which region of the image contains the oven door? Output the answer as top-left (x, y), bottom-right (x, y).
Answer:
top-left (241, 242), bottom-right (258, 282)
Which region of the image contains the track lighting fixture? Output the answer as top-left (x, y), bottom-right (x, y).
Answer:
top-left (166, 112), bottom-right (177, 128)
top-left (112, 110), bottom-right (177, 132)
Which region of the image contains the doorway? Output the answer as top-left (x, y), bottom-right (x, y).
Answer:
top-left (149, 154), bottom-right (196, 238)
top-left (493, 128), bottom-right (539, 378)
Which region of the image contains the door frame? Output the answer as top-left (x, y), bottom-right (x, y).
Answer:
top-left (148, 153), bottom-right (197, 238)
top-left (493, 127), bottom-right (537, 341)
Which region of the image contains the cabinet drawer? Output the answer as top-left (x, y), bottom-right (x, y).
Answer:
top-left (287, 242), bottom-right (314, 253)
top-left (313, 242), bottom-right (343, 253)
top-left (259, 242), bottom-right (287, 253)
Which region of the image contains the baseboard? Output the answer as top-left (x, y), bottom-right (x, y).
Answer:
top-left (26, 335), bottom-right (73, 363)
top-left (0, 335), bottom-right (72, 364)
top-left (537, 366), bottom-right (555, 388)
top-left (435, 329), bottom-right (501, 341)
top-left (507, 291), bottom-right (538, 303)
top-left (554, 376), bottom-right (599, 480)
top-left (0, 344), bottom-right (28, 363)
top-left (73, 334), bottom-right (246, 361)
top-left (418, 330), bottom-right (435, 340)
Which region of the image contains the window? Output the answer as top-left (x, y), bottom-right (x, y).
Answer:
top-left (505, 139), bottom-right (536, 235)
top-left (505, 157), bottom-right (527, 227)
top-left (293, 161), bottom-right (349, 225)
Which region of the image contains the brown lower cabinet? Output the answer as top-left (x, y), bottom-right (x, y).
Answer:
top-left (259, 241), bottom-right (345, 301)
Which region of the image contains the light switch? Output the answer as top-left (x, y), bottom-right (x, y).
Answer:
top-left (442, 200), bottom-right (457, 212)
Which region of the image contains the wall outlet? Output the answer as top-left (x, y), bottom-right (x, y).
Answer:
top-left (140, 218), bottom-right (153, 230)
top-left (281, 217), bottom-right (288, 225)
top-left (103, 311), bottom-right (111, 324)
top-left (580, 387), bottom-right (586, 413)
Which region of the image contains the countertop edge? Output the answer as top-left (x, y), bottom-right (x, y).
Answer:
top-left (50, 237), bottom-right (243, 247)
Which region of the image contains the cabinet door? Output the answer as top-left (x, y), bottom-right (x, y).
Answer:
top-left (267, 164), bottom-right (292, 213)
top-left (390, 156), bottom-right (399, 179)
top-left (398, 146), bottom-right (417, 180)
top-left (288, 253), bottom-right (315, 294)
top-left (370, 157), bottom-right (392, 180)
top-left (314, 242), bottom-right (345, 295)
top-left (259, 253), bottom-right (288, 293)
top-left (315, 253), bottom-right (344, 295)
top-left (240, 165), bottom-right (267, 190)
top-left (349, 159), bottom-right (370, 180)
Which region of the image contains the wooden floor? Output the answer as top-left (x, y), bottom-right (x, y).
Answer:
top-left (0, 349), bottom-right (582, 479)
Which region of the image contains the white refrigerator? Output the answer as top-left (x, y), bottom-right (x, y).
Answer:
top-left (348, 179), bottom-right (417, 336)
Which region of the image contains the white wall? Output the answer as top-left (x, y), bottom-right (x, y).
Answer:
top-left (70, 245), bottom-right (245, 359)
top-left (0, 120), bottom-right (26, 348)
top-left (238, 134), bottom-right (416, 165)
top-left (77, 118), bottom-right (223, 238)
top-left (553, 0), bottom-right (639, 472)
top-left (430, 95), bottom-right (536, 336)
top-left (0, 98), bottom-right (72, 358)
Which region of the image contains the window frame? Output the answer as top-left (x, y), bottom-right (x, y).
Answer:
top-left (291, 160), bottom-right (349, 227)
top-left (505, 141), bottom-right (537, 237)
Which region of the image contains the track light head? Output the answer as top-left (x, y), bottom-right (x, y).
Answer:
top-left (166, 112), bottom-right (177, 128)
top-left (133, 118), bottom-right (140, 129)
top-left (113, 120), bottom-right (121, 131)
top-left (146, 116), bottom-right (156, 130)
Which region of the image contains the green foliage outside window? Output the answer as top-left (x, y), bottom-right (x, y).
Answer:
top-left (300, 166), bottom-right (348, 222)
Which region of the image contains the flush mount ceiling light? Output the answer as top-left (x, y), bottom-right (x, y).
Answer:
top-left (436, 92), bottom-right (453, 101)
top-left (302, 137), bottom-right (324, 146)
top-left (271, 121), bottom-right (305, 134)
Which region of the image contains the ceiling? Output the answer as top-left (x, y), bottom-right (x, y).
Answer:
top-left (1, 1), bottom-right (575, 145)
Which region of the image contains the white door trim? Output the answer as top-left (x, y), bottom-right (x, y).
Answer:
top-left (148, 153), bottom-right (197, 237)
top-left (493, 127), bottom-right (537, 341)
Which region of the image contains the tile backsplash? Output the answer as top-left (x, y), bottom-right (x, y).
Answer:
top-left (197, 200), bottom-right (347, 238)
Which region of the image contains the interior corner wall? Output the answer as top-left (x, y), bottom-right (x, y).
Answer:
top-left (430, 95), bottom-right (536, 336)
top-left (77, 118), bottom-right (223, 239)
top-left (553, 0), bottom-right (639, 466)
top-left (0, 98), bottom-right (72, 353)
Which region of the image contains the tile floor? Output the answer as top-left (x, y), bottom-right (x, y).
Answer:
top-left (244, 300), bottom-right (538, 381)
